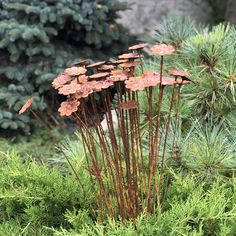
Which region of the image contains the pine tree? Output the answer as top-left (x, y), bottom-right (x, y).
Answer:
top-left (0, 0), bottom-right (129, 133)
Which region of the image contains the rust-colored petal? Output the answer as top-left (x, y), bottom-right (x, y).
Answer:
top-left (86, 61), bottom-right (106, 68)
top-left (161, 76), bottom-right (176, 85)
top-left (78, 75), bottom-right (88, 84)
top-left (120, 100), bottom-right (138, 110)
top-left (168, 69), bottom-right (188, 77)
top-left (151, 44), bottom-right (175, 56)
top-left (141, 71), bottom-right (161, 87)
top-left (52, 73), bottom-right (71, 89)
top-left (89, 72), bottom-right (110, 79)
top-left (88, 80), bottom-right (114, 92)
top-left (125, 77), bottom-right (145, 91)
top-left (74, 83), bottom-right (93, 99)
top-left (120, 61), bottom-right (141, 68)
top-left (125, 71), bottom-right (162, 91)
top-left (58, 80), bottom-right (80, 95)
top-left (129, 43), bottom-right (148, 51)
top-left (64, 66), bottom-right (87, 76)
top-left (118, 53), bottom-right (141, 60)
top-left (111, 59), bottom-right (129, 65)
top-left (97, 64), bottom-right (115, 71)
top-left (58, 98), bottom-right (80, 116)
top-left (111, 69), bottom-right (128, 76)
top-left (107, 70), bottom-right (128, 82)
top-left (19, 98), bottom-right (34, 114)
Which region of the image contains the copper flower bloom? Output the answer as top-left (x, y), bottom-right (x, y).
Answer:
top-left (58, 98), bottom-right (80, 116)
top-left (120, 61), bottom-right (141, 68)
top-left (125, 71), bottom-right (161, 91)
top-left (86, 61), bottom-right (106, 68)
top-left (78, 75), bottom-right (88, 84)
top-left (168, 69), bottom-right (188, 77)
top-left (108, 70), bottom-right (128, 82)
top-left (74, 83), bottom-right (93, 99)
top-left (111, 59), bottom-right (129, 65)
top-left (19, 98), bottom-right (34, 114)
top-left (125, 76), bottom-right (145, 91)
top-left (89, 72), bottom-right (110, 79)
top-left (129, 43), bottom-right (148, 51)
top-left (64, 66), bottom-right (87, 76)
top-left (168, 69), bottom-right (191, 84)
top-left (58, 80), bottom-right (80, 95)
top-left (161, 76), bottom-right (177, 85)
top-left (97, 65), bottom-right (115, 71)
top-left (89, 80), bottom-right (114, 92)
top-left (118, 53), bottom-right (141, 60)
top-left (52, 73), bottom-right (71, 89)
top-left (151, 44), bottom-right (175, 56)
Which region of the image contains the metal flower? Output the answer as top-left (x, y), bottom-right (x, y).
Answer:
top-left (58, 98), bottom-right (80, 116)
top-left (58, 80), bottom-right (80, 95)
top-left (89, 72), bottom-right (110, 79)
top-left (78, 75), bottom-right (88, 84)
top-left (19, 98), bottom-right (34, 114)
top-left (120, 61), bottom-right (141, 68)
top-left (129, 43), bottom-right (148, 51)
top-left (125, 71), bottom-right (161, 91)
top-left (97, 65), bottom-right (115, 71)
top-left (151, 44), bottom-right (175, 56)
top-left (64, 66), bottom-right (87, 76)
top-left (118, 53), bottom-right (142, 60)
top-left (86, 61), bottom-right (106, 68)
top-left (52, 73), bottom-right (71, 89)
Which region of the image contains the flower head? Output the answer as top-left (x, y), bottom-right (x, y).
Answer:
top-left (129, 43), bottom-right (148, 51)
top-left (78, 75), bottom-right (88, 84)
top-left (125, 71), bottom-right (161, 91)
top-left (58, 80), bottom-right (80, 95)
top-left (64, 66), bottom-right (87, 76)
top-left (107, 70), bottom-right (128, 82)
top-left (118, 53), bottom-right (141, 60)
top-left (111, 59), bottom-right (129, 65)
top-left (87, 61), bottom-right (106, 68)
top-left (58, 98), bottom-right (80, 116)
top-left (151, 44), bottom-right (175, 56)
top-left (52, 73), bottom-right (71, 89)
top-left (168, 69), bottom-right (188, 77)
top-left (19, 98), bottom-right (34, 114)
top-left (89, 72), bottom-right (110, 79)
top-left (120, 61), bottom-right (141, 68)
top-left (97, 65), bottom-right (115, 71)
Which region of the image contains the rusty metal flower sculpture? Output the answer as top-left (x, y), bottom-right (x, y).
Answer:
top-left (19, 98), bottom-right (34, 114)
top-left (52, 73), bottom-right (71, 89)
top-left (118, 53), bottom-right (141, 60)
top-left (64, 66), bottom-right (87, 76)
top-left (151, 44), bottom-right (175, 56)
top-left (86, 61), bottom-right (106, 69)
top-left (129, 43), bottom-right (148, 51)
top-left (58, 98), bottom-right (80, 116)
top-left (58, 80), bottom-right (80, 95)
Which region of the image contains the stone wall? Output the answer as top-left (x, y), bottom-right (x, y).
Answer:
top-left (117, 0), bottom-right (213, 35)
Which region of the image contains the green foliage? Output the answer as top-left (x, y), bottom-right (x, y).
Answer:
top-left (142, 20), bottom-right (236, 126)
top-left (0, 128), bottom-right (66, 162)
top-left (155, 16), bottom-right (199, 48)
top-left (52, 175), bottom-right (236, 236)
top-left (0, 149), bottom-right (94, 235)
top-left (0, 0), bottom-right (130, 133)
